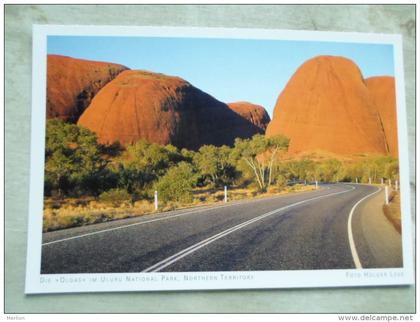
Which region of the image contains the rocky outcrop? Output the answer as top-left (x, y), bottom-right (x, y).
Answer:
top-left (228, 102), bottom-right (270, 133)
top-left (366, 76), bottom-right (398, 157)
top-left (266, 55), bottom-right (389, 156)
top-left (47, 55), bottom-right (128, 122)
top-left (78, 70), bottom-right (263, 149)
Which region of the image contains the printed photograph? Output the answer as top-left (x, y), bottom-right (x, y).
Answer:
top-left (40, 33), bottom-right (403, 275)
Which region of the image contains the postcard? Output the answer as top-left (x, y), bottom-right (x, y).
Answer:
top-left (25, 25), bottom-right (414, 293)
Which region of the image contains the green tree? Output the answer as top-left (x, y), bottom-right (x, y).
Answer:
top-left (318, 159), bottom-right (342, 182)
top-left (180, 148), bottom-right (196, 162)
top-left (113, 164), bottom-right (147, 195)
top-left (276, 174), bottom-right (288, 189)
top-left (193, 145), bottom-right (236, 187)
top-left (344, 161), bottom-right (364, 183)
top-left (45, 119), bottom-right (108, 196)
top-left (341, 156), bottom-right (399, 183)
top-left (116, 140), bottom-right (187, 194)
top-left (284, 159), bottom-right (316, 182)
top-left (231, 134), bottom-right (289, 191)
top-left (123, 140), bottom-right (170, 174)
top-left (154, 162), bottom-right (197, 203)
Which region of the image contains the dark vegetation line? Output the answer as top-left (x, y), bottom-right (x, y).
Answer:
top-left (43, 119), bottom-right (399, 231)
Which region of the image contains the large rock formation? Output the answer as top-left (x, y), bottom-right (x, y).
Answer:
top-left (228, 102), bottom-right (270, 133)
top-left (47, 55), bottom-right (128, 122)
top-left (366, 76), bottom-right (398, 157)
top-left (78, 70), bottom-right (263, 149)
top-left (266, 55), bottom-right (389, 156)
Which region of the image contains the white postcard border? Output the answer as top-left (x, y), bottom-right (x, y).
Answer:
top-left (25, 25), bottom-right (414, 294)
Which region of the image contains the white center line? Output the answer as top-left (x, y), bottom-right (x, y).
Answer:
top-left (42, 202), bottom-right (238, 246)
top-left (347, 186), bottom-right (382, 269)
top-left (143, 185), bottom-right (356, 272)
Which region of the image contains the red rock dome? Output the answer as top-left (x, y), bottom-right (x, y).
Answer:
top-left (266, 55), bottom-right (388, 156)
top-left (78, 70), bottom-right (263, 149)
top-left (228, 102), bottom-right (270, 133)
top-left (47, 55), bottom-right (128, 122)
top-left (366, 76), bottom-right (398, 157)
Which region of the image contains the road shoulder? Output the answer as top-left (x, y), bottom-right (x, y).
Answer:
top-left (352, 186), bottom-right (403, 268)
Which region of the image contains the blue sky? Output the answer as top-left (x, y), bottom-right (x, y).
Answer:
top-left (48, 36), bottom-right (394, 117)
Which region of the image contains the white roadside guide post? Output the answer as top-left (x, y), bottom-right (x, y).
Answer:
top-left (385, 186), bottom-right (389, 205)
top-left (356, 178), bottom-right (358, 184)
top-left (224, 186), bottom-right (228, 203)
top-left (381, 178), bottom-right (384, 185)
top-left (369, 177), bottom-right (372, 184)
top-left (315, 180), bottom-right (318, 190)
top-left (154, 190), bottom-right (158, 210)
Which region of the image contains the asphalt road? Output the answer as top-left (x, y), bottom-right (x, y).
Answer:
top-left (41, 183), bottom-right (402, 273)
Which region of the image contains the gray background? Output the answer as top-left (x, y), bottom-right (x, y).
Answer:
top-left (5, 4), bottom-right (415, 313)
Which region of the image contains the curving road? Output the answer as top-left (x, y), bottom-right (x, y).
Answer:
top-left (41, 183), bottom-right (402, 274)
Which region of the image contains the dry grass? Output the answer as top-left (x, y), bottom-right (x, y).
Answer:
top-left (43, 199), bottom-right (156, 232)
top-left (43, 184), bottom-right (316, 232)
top-left (383, 190), bottom-right (401, 233)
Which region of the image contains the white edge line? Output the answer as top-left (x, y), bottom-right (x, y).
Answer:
top-left (347, 186), bottom-right (382, 269)
top-left (143, 207), bottom-right (283, 272)
top-left (144, 185), bottom-right (356, 272)
top-left (42, 203), bottom-right (233, 246)
top-left (42, 185), bottom-right (326, 246)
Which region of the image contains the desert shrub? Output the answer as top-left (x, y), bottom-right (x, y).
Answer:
top-left (154, 162), bottom-right (197, 204)
top-left (99, 188), bottom-right (132, 207)
top-left (276, 174), bottom-right (288, 189)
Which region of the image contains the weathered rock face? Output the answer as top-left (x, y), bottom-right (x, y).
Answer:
top-left (366, 76), bottom-right (398, 157)
top-left (266, 55), bottom-right (389, 156)
top-left (47, 55), bottom-right (128, 122)
top-left (78, 70), bottom-right (263, 149)
top-left (228, 102), bottom-right (270, 133)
